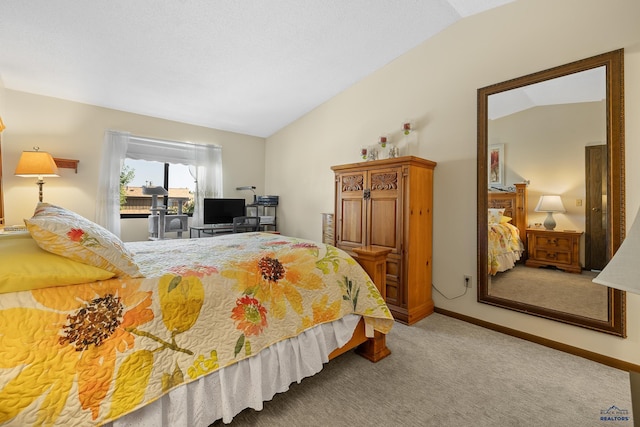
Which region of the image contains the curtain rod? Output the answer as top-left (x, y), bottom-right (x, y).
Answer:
top-left (129, 134), bottom-right (220, 149)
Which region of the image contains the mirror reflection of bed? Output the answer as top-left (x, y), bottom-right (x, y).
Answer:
top-left (487, 184), bottom-right (608, 322)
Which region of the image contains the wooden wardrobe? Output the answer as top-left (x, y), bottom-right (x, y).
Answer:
top-left (331, 156), bottom-right (436, 324)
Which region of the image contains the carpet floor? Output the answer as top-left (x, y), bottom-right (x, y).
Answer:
top-left (213, 313), bottom-right (632, 426)
top-left (490, 264), bottom-right (608, 321)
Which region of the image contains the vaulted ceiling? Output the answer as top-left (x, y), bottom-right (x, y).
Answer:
top-left (0, 1), bottom-right (513, 137)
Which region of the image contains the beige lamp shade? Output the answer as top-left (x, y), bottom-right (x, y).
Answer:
top-left (534, 195), bottom-right (565, 230)
top-left (593, 209), bottom-right (640, 424)
top-left (15, 150), bottom-right (59, 177)
top-left (15, 149), bottom-right (59, 202)
top-left (534, 195), bottom-right (566, 212)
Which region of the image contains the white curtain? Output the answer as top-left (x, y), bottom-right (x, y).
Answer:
top-left (96, 130), bottom-right (130, 236)
top-left (191, 144), bottom-right (223, 227)
top-left (96, 131), bottom-right (222, 235)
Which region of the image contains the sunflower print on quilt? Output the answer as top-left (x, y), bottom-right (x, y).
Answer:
top-left (0, 232), bottom-right (393, 426)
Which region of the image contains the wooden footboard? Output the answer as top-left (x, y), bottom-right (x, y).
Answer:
top-left (328, 245), bottom-right (391, 362)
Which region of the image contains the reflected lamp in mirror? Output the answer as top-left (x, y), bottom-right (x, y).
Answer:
top-left (14, 148), bottom-right (59, 202)
top-left (535, 195), bottom-right (566, 230)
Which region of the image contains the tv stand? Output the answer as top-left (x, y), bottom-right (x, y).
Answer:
top-left (246, 203), bottom-right (277, 232)
top-left (189, 225), bottom-right (234, 238)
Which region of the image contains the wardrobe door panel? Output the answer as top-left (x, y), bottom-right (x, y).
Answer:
top-left (369, 198), bottom-right (398, 249)
top-left (340, 199), bottom-right (364, 245)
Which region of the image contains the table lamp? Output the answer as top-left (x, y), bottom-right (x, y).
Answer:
top-left (236, 185), bottom-right (257, 203)
top-left (593, 208), bottom-right (640, 426)
top-left (14, 148), bottom-right (59, 202)
top-left (535, 195), bottom-right (566, 230)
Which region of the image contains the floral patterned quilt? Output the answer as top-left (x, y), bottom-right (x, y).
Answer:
top-left (488, 222), bottom-right (524, 275)
top-left (0, 233), bottom-right (393, 426)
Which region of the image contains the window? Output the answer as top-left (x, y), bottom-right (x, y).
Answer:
top-left (96, 130), bottom-right (222, 236)
top-left (120, 159), bottom-right (196, 217)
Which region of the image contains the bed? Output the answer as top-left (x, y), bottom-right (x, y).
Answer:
top-left (487, 183), bottom-right (528, 275)
top-left (0, 203), bottom-right (394, 426)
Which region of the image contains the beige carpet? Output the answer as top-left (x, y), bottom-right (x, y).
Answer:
top-left (489, 264), bottom-right (608, 321)
top-left (213, 313), bottom-right (632, 426)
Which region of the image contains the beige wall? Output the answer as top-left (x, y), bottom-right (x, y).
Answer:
top-left (491, 101), bottom-right (606, 233)
top-left (265, 0), bottom-right (640, 364)
top-left (490, 101), bottom-right (606, 266)
top-left (1, 90), bottom-right (266, 241)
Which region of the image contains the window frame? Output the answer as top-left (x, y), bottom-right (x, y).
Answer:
top-left (120, 161), bottom-right (193, 219)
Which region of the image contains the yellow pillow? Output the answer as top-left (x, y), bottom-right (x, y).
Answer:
top-left (500, 215), bottom-right (513, 224)
top-left (0, 231), bottom-right (31, 240)
top-left (24, 202), bottom-right (142, 278)
top-left (0, 236), bottom-right (115, 294)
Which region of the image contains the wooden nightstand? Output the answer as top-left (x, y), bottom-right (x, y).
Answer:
top-left (525, 228), bottom-right (583, 274)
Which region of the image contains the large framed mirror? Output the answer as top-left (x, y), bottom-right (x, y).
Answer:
top-left (477, 49), bottom-right (625, 336)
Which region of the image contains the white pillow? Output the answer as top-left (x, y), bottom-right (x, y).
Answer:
top-left (25, 203), bottom-right (142, 278)
top-left (488, 208), bottom-right (505, 225)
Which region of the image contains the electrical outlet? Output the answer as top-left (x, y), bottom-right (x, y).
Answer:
top-left (464, 275), bottom-right (472, 288)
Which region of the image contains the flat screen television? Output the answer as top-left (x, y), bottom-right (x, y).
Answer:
top-left (203, 198), bottom-right (246, 225)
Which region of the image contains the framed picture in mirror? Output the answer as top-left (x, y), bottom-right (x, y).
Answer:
top-left (488, 144), bottom-right (504, 186)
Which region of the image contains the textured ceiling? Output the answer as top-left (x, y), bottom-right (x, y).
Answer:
top-left (0, 0), bottom-right (513, 137)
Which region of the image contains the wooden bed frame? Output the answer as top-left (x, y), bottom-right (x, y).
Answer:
top-left (488, 183), bottom-right (528, 243)
top-left (328, 245), bottom-right (391, 362)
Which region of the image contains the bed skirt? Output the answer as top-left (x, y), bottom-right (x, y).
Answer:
top-left (107, 314), bottom-right (361, 426)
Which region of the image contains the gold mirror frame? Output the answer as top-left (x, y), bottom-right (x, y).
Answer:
top-left (477, 49), bottom-right (625, 336)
